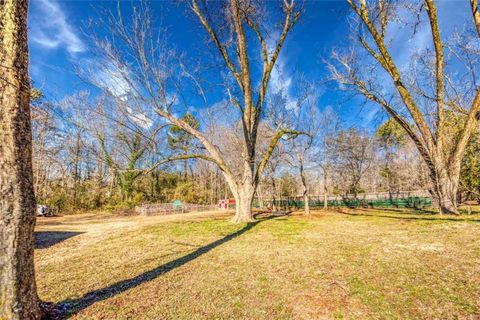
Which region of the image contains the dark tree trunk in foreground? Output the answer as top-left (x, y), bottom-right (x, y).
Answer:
top-left (0, 0), bottom-right (42, 318)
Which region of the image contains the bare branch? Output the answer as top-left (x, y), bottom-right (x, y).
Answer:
top-left (424, 0), bottom-right (446, 151)
top-left (471, 0), bottom-right (480, 37)
top-left (346, 0), bottom-right (436, 153)
top-left (191, 0), bottom-right (243, 90)
top-left (254, 129), bottom-right (305, 184)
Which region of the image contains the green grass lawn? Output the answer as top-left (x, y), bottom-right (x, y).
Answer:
top-left (35, 209), bottom-right (480, 319)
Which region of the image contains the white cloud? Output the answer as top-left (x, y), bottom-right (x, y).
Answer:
top-left (270, 56), bottom-right (296, 111)
top-left (30, 0), bottom-right (85, 55)
top-left (96, 64), bottom-right (132, 101)
top-left (126, 107), bottom-right (153, 130)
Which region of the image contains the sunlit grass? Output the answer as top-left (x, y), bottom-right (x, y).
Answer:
top-left (35, 209), bottom-right (480, 319)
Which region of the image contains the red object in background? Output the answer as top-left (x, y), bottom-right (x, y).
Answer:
top-left (218, 199), bottom-right (235, 209)
top-left (219, 199), bottom-right (228, 209)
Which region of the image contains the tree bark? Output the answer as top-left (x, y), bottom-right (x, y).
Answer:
top-left (300, 162), bottom-right (310, 215)
top-left (232, 184), bottom-right (255, 223)
top-left (0, 0), bottom-right (42, 318)
top-left (303, 192), bottom-right (310, 215)
top-left (429, 163), bottom-right (460, 214)
top-left (222, 168), bottom-right (256, 223)
top-left (323, 166), bottom-right (328, 209)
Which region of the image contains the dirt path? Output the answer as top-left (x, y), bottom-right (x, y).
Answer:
top-left (36, 210), bottom-right (231, 233)
top-left (34, 210), bottom-right (232, 265)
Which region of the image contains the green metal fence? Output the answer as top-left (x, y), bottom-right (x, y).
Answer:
top-left (246, 196), bottom-right (432, 210)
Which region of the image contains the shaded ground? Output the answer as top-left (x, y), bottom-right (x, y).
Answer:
top-left (35, 209), bottom-right (480, 319)
top-left (35, 231), bottom-right (84, 249)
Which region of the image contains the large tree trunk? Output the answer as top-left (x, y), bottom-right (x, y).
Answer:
top-left (232, 184), bottom-right (255, 223)
top-left (0, 0), bottom-right (42, 318)
top-left (222, 168), bottom-right (256, 223)
top-left (430, 165), bottom-right (460, 214)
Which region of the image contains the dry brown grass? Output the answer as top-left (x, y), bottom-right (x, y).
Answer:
top-left (35, 208), bottom-right (480, 319)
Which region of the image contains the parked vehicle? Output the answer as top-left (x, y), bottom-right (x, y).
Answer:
top-left (36, 204), bottom-right (50, 217)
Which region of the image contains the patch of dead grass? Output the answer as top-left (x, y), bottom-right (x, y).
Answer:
top-left (35, 209), bottom-right (480, 319)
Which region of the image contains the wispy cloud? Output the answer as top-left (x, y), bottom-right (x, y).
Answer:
top-left (269, 57), bottom-right (296, 110)
top-left (96, 62), bottom-right (132, 101)
top-left (389, 1), bottom-right (469, 70)
top-left (91, 60), bottom-right (155, 130)
top-left (126, 107), bottom-right (153, 130)
top-left (30, 0), bottom-right (85, 55)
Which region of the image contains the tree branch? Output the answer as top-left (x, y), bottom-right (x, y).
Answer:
top-left (425, 0), bottom-right (446, 152)
top-left (153, 105), bottom-right (233, 178)
top-left (254, 0), bottom-right (300, 129)
top-left (191, 0), bottom-right (243, 90)
top-left (449, 89), bottom-right (480, 171)
top-left (141, 154), bottom-right (217, 175)
top-left (346, 0), bottom-right (436, 153)
top-left (471, 0), bottom-right (480, 37)
top-left (254, 129), bottom-right (304, 185)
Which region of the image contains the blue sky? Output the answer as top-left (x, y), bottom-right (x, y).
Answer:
top-left (28, 0), bottom-right (474, 131)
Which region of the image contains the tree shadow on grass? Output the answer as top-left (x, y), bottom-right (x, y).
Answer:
top-left (54, 215), bottom-right (274, 318)
top-left (35, 231), bottom-right (84, 249)
top-left (340, 209), bottom-right (480, 223)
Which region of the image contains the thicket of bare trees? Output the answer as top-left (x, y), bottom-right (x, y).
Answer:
top-left (26, 0), bottom-right (479, 218)
top-left (33, 85), bottom-right (444, 214)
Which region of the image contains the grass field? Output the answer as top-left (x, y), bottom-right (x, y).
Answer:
top-left (35, 208), bottom-right (480, 319)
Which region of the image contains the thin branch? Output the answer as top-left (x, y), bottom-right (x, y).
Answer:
top-left (425, 0), bottom-right (446, 151)
top-left (254, 129), bottom-right (305, 185)
top-left (191, 0), bottom-right (243, 90)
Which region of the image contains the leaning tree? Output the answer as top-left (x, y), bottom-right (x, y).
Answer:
top-left (330, 0), bottom-right (480, 214)
top-left (88, 0), bottom-right (301, 222)
top-left (0, 0), bottom-right (42, 318)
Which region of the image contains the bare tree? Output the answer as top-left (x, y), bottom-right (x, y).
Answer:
top-left (285, 81), bottom-right (321, 215)
top-left (65, 93), bottom-right (166, 202)
top-left (330, 0), bottom-right (480, 214)
top-left (261, 145), bottom-right (286, 211)
top-left (317, 108), bottom-right (342, 209)
top-left (332, 129), bottom-right (373, 199)
top-left (87, 0), bottom-right (301, 222)
top-left (0, 0), bottom-right (42, 318)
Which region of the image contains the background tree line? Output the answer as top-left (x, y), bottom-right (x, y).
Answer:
top-left (31, 88), bottom-right (480, 213)
top-left (29, 0), bottom-right (480, 218)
